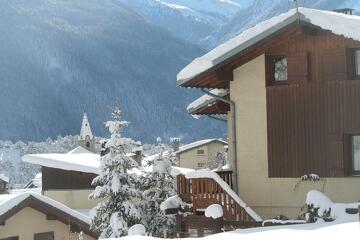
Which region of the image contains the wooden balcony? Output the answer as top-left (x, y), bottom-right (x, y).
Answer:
top-left (176, 170), bottom-right (258, 223)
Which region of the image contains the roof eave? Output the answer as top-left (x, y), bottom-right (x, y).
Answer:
top-left (177, 14), bottom-right (305, 89)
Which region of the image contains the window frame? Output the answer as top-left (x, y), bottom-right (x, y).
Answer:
top-left (34, 232), bottom-right (54, 240)
top-left (196, 149), bottom-right (205, 156)
top-left (354, 49), bottom-right (360, 78)
top-left (197, 162), bottom-right (206, 168)
top-left (266, 54), bottom-right (289, 86)
top-left (351, 135), bottom-right (360, 175)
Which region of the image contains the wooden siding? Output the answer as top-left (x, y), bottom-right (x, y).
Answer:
top-left (42, 167), bottom-right (96, 190)
top-left (266, 30), bottom-right (360, 177)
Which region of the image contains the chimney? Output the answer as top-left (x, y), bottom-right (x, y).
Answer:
top-left (333, 8), bottom-right (353, 15)
top-left (171, 138), bottom-right (180, 152)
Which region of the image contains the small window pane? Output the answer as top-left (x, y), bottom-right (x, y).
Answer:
top-left (197, 149), bottom-right (205, 155)
top-left (355, 50), bottom-right (360, 76)
top-left (352, 136), bottom-right (360, 172)
top-left (274, 57), bottom-right (288, 82)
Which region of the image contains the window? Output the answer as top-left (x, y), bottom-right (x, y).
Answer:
top-left (197, 162), bottom-right (206, 168)
top-left (86, 141), bottom-right (90, 148)
top-left (351, 136), bottom-right (360, 175)
top-left (197, 149), bottom-right (205, 155)
top-left (0, 237), bottom-right (19, 240)
top-left (34, 232), bottom-right (54, 240)
top-left (273, 57), bottom-right (288, 82)
top-left (355, 49), bottom-right (360, 77)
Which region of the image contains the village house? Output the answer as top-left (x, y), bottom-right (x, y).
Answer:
top-left (175, 139), bottom-right (227, 170)
top-left (176, 7), bottom-right (360, 223)
top-left (22, 113), bottom-right (101, 210)
top-left (0, 174), bottom-right (9, 194)
top-left (0, 192), bottom-right (97, 240)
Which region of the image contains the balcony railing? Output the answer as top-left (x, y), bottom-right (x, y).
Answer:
top-left (177, 170), bottom-right (260, 222)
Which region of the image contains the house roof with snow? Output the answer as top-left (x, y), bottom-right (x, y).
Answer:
top-left (176, 139), bottom-right (227, 155)
top-left (22, 146), bottom-right (100, 174)
top-left (0, 192), bottom-right (97, 237)
top-left (0, 174), bottom-right (9, 184)
top-left (177, 7), bottom-right (360, 88)
top-left (187, 89), bottom-right (229, 116)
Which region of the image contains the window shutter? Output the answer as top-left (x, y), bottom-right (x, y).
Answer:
top-left (322, 48), bottom-right (347, 81)
top-left (288, 52), bottom-right (309, 83)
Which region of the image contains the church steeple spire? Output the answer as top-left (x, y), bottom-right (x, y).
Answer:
top-left (78, 112), bottom-right (96, 152)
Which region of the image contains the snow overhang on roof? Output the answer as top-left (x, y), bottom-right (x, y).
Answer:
top-left (176, 139), bottom-right (227, 155)
top-left (177, 7), bottom-right (360, 88)
top-left (0, 192), bottom-right (97, 237)
top-left (22, 147), bottom-right (100, 174)
top-left (0, 174), bottom-right (9, 183)
top-left (187, 89), bottom-right (229, 116)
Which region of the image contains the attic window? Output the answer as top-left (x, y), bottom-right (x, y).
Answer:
top-left (197, 149), bottom-right (205, 156)
top-left (267, 55), bottom-right (288, 85)
top-left (273, 57), bottom-right (288, 82)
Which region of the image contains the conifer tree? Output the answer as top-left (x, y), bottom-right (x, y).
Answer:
top-left (140, 138), bottom-right (176, 237)
top-left (89, 105), bottom-right (140, 238)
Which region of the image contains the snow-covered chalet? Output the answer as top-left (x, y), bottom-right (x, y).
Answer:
top-left (176, 7), bottom-right (360, 231)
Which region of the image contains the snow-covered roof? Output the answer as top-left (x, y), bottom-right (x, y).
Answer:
top-left (0, 174), bottom-right (9, 183)
top-left (176, 138), bottom-right (227, 154)
top-left (0, 192), bottom-right (90, 224)
top-left (0, 192), bottom-right (96, 237)
top-left (22, 147), bottom-right (100, 174)
top-left (177, 7), bottom-right (360, 86)
top-left (67, 146), bottom-right (92, 154)
top-left (79, 112), bottom-right (94, 140)
top-left (185, 170), bottom-right (262, 221)
top-left (187, 89), bottom-right (229, 114)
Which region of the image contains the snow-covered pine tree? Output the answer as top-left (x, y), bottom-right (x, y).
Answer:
top-left (140, 138), bottom-right (177, 237)
top-left (89, 105), bottom-right (140, 238)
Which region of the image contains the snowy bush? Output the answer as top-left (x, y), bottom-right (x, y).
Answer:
top-left (128, 224), bottom-right (146, 236)
top-left (89, 105), bottom-right (140, 238)
top-left (139, 138), bottom-right (177, 238)
top-left (302, 190), bottom-right (359, 223)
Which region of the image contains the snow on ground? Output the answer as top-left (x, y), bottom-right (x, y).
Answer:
top-left (306, 190), bottom-right (359, 222)
top-left (177, 7), bottom-right (360, 85)
top-left (205, 204), bottom-right (223, 219)
top-left (185, 170), bottom-right (262, 221)
top-left (107, 221), bottom-right (360, 240)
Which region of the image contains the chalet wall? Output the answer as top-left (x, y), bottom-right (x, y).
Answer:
top-left (42, 167), bottom-right (96, 190)
top-left (0, 207), bottom-right (94, 240)
top-left (178, 142), bottom-right (226, 169)
top-left (43, 190), bottom-right (100, 209)
top-left (231, 54), bottom-right (360, 219)
top-left (266, 31), bottom-right (360, 177)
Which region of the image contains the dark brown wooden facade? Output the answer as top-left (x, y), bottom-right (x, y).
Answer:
top-left (42, 167), bottom-right (96, 190)
top-left (265, 30), bottom-right (360, 177)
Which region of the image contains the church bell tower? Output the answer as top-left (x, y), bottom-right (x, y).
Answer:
top-left (79, 112), bottom-right (96, 153)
